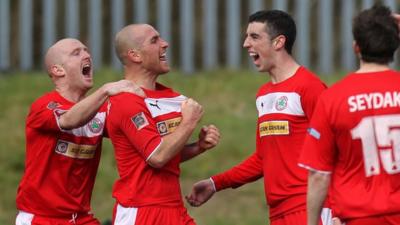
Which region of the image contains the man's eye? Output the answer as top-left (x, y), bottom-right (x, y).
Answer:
top-left (151, 37), bottom-right (158, 44)
top-left (72, 50), bottom-right (80, 56)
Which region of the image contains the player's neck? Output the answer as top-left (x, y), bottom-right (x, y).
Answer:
top-left (268, 56), bottom-right (300, 84)
top-left (124, 68), bottom-right (158, 90)
top-left (56, 87), bottom-right (87, 103)
top-left (356, 61), bottom-right (390, 73)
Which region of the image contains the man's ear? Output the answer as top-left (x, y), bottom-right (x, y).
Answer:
top-left (51, 65), bottom-right (65, 77)
top-left (127, 49), bottom-right (142, 63)
top-left (273, 35), bottom-right (286, 50)
top-left (353, 41), bottom-right (360, 55)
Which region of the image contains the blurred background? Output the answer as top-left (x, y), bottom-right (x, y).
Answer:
top-left (0, 0), bottom-right (398, 224)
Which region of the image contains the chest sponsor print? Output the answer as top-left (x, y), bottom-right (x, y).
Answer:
top-left (55, 139), bottom-right (97, 159)
top-left (156, 117), bottom-right (182, 136)
top-left (259, 120), bottom-right (290, 136)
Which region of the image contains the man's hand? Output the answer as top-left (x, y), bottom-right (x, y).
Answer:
top-left (332, 217), bottom-right (342, 225)
top-left (198, 125), bottom-right (220, 151)
top-left (181, 98), bottom-right (203, 128)
top-left (186, 179), bottom-right (215, 207)
top-left (104, 80), bottom-right (145, 97)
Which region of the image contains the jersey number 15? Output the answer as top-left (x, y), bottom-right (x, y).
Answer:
top-left (351, 114), bottom-right (400, 177)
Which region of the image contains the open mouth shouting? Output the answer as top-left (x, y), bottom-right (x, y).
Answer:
top-left (159, 52), bottom-right (167, 62)
top-left (81, 61), bottom-right (92, 78)
top-left (249, 51), bottom-right (260, 65)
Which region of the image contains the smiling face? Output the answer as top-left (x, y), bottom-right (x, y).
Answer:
top-left (243, 22), bottom-right (276, 72)
top-left (46, 39), bottom-right (93, 92)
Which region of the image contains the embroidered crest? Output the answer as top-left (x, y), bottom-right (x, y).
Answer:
top-left (88, 117), bottom-right (104, 134)
top-left (131, 112), bottom-right (149, 130)
top-left (275, 96), bottom-right (288, 111)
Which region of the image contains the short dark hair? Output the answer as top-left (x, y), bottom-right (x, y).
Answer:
top-left (249, 10), bottom-right (296, 54)
top-left (353, 4), bottom-right (400, 64)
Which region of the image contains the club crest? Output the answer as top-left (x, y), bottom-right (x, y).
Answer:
top-left (275, 96), bottom-right (288, 111)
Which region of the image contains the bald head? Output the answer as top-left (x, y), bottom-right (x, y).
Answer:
top-left (114, 24), bottom-right (154, 65)
top-left (44, 38), bottom-right (84, 75)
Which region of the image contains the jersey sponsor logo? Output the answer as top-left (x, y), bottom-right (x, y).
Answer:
top-left (348, 91), bottom-right (400, 112)
top-left (156, 117), bottom-right (182, 136)
top-left (88, 117), bottom-right (104, 134)
top-left (145, 95), bottom-right (187, 118)
top-left (131, 112), bottom-right (149, 130)
top-left (275, 96), bottom-right (288, 111)
top-left (256, 92), bottom-right (304, 117)
top-left (55, 139), bottom-right (97, 159)
top-left (259, 120), bottom-right (289, 136)
top-left (47, 101), bottom-right (60, 110)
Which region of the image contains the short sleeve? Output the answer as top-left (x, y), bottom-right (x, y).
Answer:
top-left (26, 100), bottom-right (66, 132)
top-left (299, 96), bottom-right (336, 173)
top-left (301, 80), bottom-right (327, 120)
top-left (108, 95), bottom-right (162, 160)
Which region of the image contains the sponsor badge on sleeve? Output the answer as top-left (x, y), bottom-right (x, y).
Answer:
top-left (131, 112), bottom-right (149, 130)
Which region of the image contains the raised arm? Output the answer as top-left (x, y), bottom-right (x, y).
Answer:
top-left (59, 80), bottom-right (144, 129)
top-left (147, 98), bottom-right (203, 168)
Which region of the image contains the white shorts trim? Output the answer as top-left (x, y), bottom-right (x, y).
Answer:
top-left (320, 208), bottom-right (333, 225)
top-left (16, 211), bottom-right (34, 225)
top-left (114, 203), bottom-right (138, 225)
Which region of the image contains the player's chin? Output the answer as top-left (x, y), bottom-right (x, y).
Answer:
top-left (83, 81), bottom-right (94, 90)
top-left (158, 66), bottom-right (170, 75)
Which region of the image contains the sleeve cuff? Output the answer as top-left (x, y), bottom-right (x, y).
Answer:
top-left (298, 163), bottom-right (332, 174)
top-left (145, 139), bottom-right (163, 162)
top-left (53, 109), bottom-right (68, 131)
top-left (209, 178), bottom-right (217, 192)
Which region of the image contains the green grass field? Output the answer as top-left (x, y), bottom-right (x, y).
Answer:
top-left (0, 69), bottom-right (343, 225)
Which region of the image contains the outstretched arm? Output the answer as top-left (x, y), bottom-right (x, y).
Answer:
top-left (186, 151), bottom-right (263, 207)
top-left (181, 125), bottom-right (220, 162)
top-left (59, 80), bottom-right (144, 129)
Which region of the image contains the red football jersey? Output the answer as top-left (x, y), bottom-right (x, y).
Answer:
top-left (16, 91), bottom-right (106, 216)
top-left (107, 83), bottom-right (186, 207)
top-left (212, 67), bottom-right (327, 219)
top-left (299, 70), bottom-right (400, 220)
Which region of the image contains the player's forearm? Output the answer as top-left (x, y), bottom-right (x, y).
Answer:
top-left (212, 152), bottom-right (263, 191)
top-left (180, 142), bottom-right (206, 162)
top-left (147, 122), bottom-right (196, 168)
top-left (58, 85), bottom-right (109, 130)
top-left (307, 171), bottom-right (331, 225)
